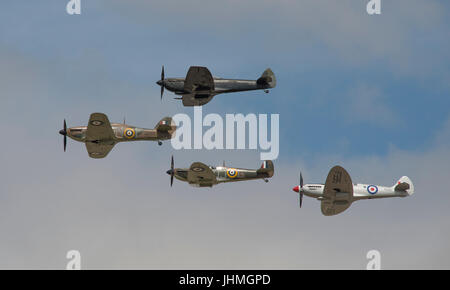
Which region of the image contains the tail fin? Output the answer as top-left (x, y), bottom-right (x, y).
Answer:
top-left (257, 160), bottom-right (274, 178)
top-left (257, 68), bottom-right (276, 88)
top-left (155, 116), bottom-right (175, 133)
top-left (394, 176), bottom-right (414, 196)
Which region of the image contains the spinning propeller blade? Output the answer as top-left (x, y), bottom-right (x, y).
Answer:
top-left (160, 65), bottom-right (165, 100)
top-left (170, 155), bottom-right (174, 187)
top-left (299, 172), bottom-right (304, 208)
top-left (59, 119), bottom-right (67, 152)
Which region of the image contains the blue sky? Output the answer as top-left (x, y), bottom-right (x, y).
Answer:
top-left (0, 0), bottom-right (449, 269)
top-left (2, 1), bottom-right (449, 160)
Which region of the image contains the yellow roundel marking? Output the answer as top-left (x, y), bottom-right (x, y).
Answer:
top-left (124, 128), bottom-right (135, 139)
top-left (226, 168), bottom-right (238, 178)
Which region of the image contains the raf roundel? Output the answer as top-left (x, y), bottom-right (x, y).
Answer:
top-left (367, 185), bottom-right (378, 195)
top-left (124, 128), bottom-right (136, 139)
top-left (226, 168), bottom-right (238, 178)
top-left (90, 120), bottom-right (103, 126)
top-left (191, 166), bottom-right (205, 172)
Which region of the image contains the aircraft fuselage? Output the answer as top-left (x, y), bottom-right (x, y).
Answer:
top-left (160, 78), bottom-right (270, 96)
top-left (172, 166), bottom-right (269, 185)
top-left (65, 123), bottom-right (172, 143)
top-left (298, 183), bottom-right (409, 201)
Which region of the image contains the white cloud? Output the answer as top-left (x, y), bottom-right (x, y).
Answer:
top-left (343, 83), bottom-right (400, 127)
top-left (1, 77), bottom-right (450, 269)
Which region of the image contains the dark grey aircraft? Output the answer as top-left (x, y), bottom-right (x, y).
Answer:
top-left (166, 156), bottom-right (274, 187)
top-left (156, 66), bottom-right (276, 106)
top-left (59, 113), bottom-right (176, 159)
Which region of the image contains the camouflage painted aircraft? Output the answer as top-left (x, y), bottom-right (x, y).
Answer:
top-left (156, 66), bottom-right (276, 106)
top-left (59, 112), bottom-right (176, 159)
top-left (292, 166), bottom-right (415, 216)
top-left (166, 156), bottom-right (274, 187)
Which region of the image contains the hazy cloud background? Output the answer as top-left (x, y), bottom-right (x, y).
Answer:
top-left (0, 0), bottom-right (449, 269)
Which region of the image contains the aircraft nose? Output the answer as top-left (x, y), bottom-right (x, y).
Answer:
top-left (166, 169), bottom-right (173, 175)
top-left (157, 80), bottom-right (163, 86)
top-left (292, 186), bottom-right (300, 193)
top-left (59, 129), bottom-right (66, 136)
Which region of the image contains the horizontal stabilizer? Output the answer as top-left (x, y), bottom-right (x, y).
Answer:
top-left (395, 182), bottom-right (410, 191)
top-left (257, 160), bottom-right (274, 177)
top-left (155, 117), bottom-right (174, 132)
top-left (256, 68), bottom-right (276, 88)
top-left (394, 176), bottom-right (414, 196)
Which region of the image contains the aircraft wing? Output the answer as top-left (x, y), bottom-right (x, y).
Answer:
top-left (321, 166), bottom-right (353, 216)
top-left (85, 142), bottom-right (115, 159)
top-left (86, 113), bottom-right (115, 141)
top-left (181, 93), bottom-right (215, 106)
top-left (184, 66), bottom-right (215, 93)
top-left (187, 162), bottom-right (217, 186)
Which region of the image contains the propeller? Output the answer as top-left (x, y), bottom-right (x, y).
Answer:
top-left (159, 65), bottom-right (165, 100)
top-left (299, 172), bottom-right (304, 208)
top-left (59, 119), bottom-right (67, 152)
top-left (166, 155), bottom-right (175, 187)
top-left (170, 155), bottom-right (174, 186)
